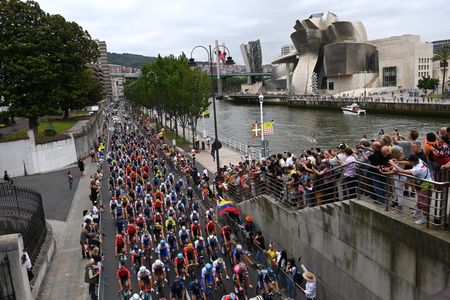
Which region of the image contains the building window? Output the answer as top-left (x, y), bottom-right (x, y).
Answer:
top-left (383, 67), bottom-right (397, 87)
top-left (328, 82), bottom-right (334, 90)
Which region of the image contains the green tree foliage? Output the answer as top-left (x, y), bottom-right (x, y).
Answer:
top-left (125, 55), bottom-right (211, 140)
top-left (417, 76), bottom-right (439, 94)
top-left (0, 0), bottom-right (102, 134)
top-left (432, 46), bottom-right (450, 94)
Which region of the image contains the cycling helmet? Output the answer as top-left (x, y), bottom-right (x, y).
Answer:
top-left (133, 244), bottom-right (139, 250)
top-left (177, 253), bottom-right (183, 259)
top-left (218, 257), bottom-right (224, 264)
top-left (130, 293), bottom-right (141, 300)
top-left (236, 244), bottom-right (243, 251)
top-left (139, 266), bottom-right (147, 273)
top-left (198, 236), bottom-right (204, 241)
top-left (156, 212), bottom-right (160, 216)
top-left (228, 292), bottom-right (237, 300)
top-left (209, 208), bottom-right (214, 213)
top-left (138, 214), bottom-right (143, 218)
top-left (238, 262), bottom-right (247, 271)
top-left (205, 263), bottom-right (213, 272)
top-left (182, 226), bottom-right (186, 231)
top-left (192, 210), bottom-right (197, 214)
top-left (155, 259), bottom-right (162, 265)
top-left (194, 220), bottom-right (198, 224)
top-left (168, 216), bottom-right (173, 220)
top-left (160, 239), bottom-right (165, 245)
top-left (245, 215), bottom-right (253, 222)
top-left (187, 243), bottom-right (194, 248)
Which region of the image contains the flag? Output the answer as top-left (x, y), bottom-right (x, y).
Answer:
top-left (218, 50), bottom-right (227, 64)
top-left (218, 199), bottom-right (241, 215)
top-left (263, 121), bottom-right (273, 135)
top-left (251, 122), bottom-right (261, 138)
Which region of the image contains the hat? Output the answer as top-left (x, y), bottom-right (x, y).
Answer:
top-left (302, 271), bottom-right (316, 282)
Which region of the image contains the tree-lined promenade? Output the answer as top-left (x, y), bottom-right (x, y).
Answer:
top-left (125, 55), bottom-right (211, 145)
top-left (0, 0), bottom-right (103, 135)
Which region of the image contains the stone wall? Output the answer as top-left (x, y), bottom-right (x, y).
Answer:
top-left (237, 196), bottom-right (450, 300)
top-left (0, 234), bottom-right (33, 300)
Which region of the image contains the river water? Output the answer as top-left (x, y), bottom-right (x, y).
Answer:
top-left (201, 100), bottom-right (444, 155)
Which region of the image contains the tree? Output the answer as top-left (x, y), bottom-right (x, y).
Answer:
top-left (0, 0), bottom-right (101, 135)
top-left (432, 46), bottom-right (450, 94)
top-left (0, 0), bottom-right (57, 134)
top-left (417, 76), bottom-right (439, 94)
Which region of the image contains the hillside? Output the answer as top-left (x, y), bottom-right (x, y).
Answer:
top-left (107, 52), bottom-right (156, 69)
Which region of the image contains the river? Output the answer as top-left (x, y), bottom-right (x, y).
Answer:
top-left (201, 100), bottom-right (444, 155)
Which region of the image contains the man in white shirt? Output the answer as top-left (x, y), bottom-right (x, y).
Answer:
top-left (301, 265), bottom-right (316, 300)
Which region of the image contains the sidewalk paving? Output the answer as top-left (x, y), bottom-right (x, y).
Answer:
top-left (193, 147), bottom-right (243, 174)
top-left (37, 158), bottom-right (97, 300)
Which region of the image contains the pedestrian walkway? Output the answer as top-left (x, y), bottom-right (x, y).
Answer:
top-left (193, 147), bottom-right (243, 174)
top-left (37, 158), bottom-right (97, 300)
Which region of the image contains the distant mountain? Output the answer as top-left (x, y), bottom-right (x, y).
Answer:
top-left (107, 52), bottom-right (156, 69)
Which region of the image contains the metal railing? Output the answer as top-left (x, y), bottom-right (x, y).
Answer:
top-left (221, 136), bottom-right (262, 160)
top-left (0, 183), bottom-right (47, 263)
top-left (220, 162), bottom-right (450, 229)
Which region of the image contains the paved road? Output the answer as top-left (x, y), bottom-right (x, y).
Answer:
top-left (13, 165), bottom-right (80, 221)
top-left (100, 107), bottom-right (270, 300)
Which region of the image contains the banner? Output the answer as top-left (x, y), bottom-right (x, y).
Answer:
top-left (251, 122), bottom-right (261, 138)
top-left (263, 121), bottom-right (273, 135)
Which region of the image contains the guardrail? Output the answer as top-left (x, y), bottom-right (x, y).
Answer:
top-left (221, 136), bottom-right (262, 160)
top-left (221, 162), bottom-right (450, 229)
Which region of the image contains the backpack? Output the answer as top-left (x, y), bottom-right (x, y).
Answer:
top-left (84, 266), bottom-right (98, 284)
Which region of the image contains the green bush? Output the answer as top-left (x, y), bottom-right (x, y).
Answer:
top-left (44, 128), bottom-right (57, 136)
top-left (431, 93), bottom-right (444, 99)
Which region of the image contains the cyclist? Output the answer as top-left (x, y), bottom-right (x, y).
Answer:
top-left (190, 210), bottom-right (200, 223)
top-left (233, 262), bottom-right (253, 292)
top-left (165, 215), bottom-right (177, 233)
top-left (184, 242), bottom-right (198, 268)
top-left (116, 213), bottom-right (126, 235)
top-left (169, 276), bottom-right (185, 300)
top-left (205, 207), bottom-right (216, 224)
top-left (131, 244), bottom-right (144, 271)
top-left (178, 226), bottom-right (190, 247)
top-left (167, 206), bottom-right (177, 219)
top-left (221, 292), bottom-right (238, 300)
top-left (213, 257), bottom-right (230, 281)
top-left (188, 278), bottom-right (204, 300)
top-left (135, 213), bottom-right (146, 233)
top-left (153, 222), bottom-right (164, 245)
top-left (117, 264), bottom-right (132, 293)
top-left (125, 202), bottom-right (135, 221)
top-left (205, 219), bottom-right (217, 237)
top-left (191, 220), bottom-right (202, 240)
top-left (174, 253), bottom-right (187, 280)
top-left (157, 239), bottom-right (171, 269)
top-left (194, 237), bottom-right (207, 262)
top-left (137, 266), bottom-right (154, 294)
top-left (187, 186), bottom-right (194, 201)
top-left (141, 230), bottom-right (153, 258)
top-left (257, 268), bottom-right (281, 296)
top-left (177, 213), bottom-right (188, 229)
top-left (153, 211), bottom-right (163, 224)
top-left (206, 234), bottom-right (219, 259)
top-left (114, 233), bottom-right (127, 257)
top-left (110, 197), bottom-right (119, 215)
top-left (201, 263), bottom-right (216, 290)
top-left (167, 228), bottom-right (179, 255)
top-left (231, 244), bottom-right (245, 265)
top-left (127, 219), bottom-right (138, 246)
top-left (151, 259), bottom-right (167, 293)
top-left (153, 198), bottom-right (163, 214)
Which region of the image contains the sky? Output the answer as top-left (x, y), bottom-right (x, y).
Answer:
top-left (36, 0), bottom-right (449, 64)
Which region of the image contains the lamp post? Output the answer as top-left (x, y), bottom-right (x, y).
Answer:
top-left (363, 70), bottom-right (367, 99)
top-left (258, 94), bottom-right (266, 158)
top-left (188, 44), bottom-right (235, 176)
top-left (337, 72), bottom-right (341, 97)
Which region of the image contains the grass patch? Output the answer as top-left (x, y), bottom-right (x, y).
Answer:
top-left (164, 128), bottom-right (190, 147)
top-left (37, 119), bottom-right (77, 137)
top-left (0, 129), bottom-right (28, 142)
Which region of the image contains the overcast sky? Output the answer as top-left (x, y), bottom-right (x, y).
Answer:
top-left (36, 0), bottom-right (449, 64)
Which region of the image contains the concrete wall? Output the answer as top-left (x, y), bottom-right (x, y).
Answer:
top-left (237, 197), bottom-right (450, 300)
top-left (0, 234), bottom-right (33, 300)
top-left (0, 111), bottom-right (104, 176)
top-left (73, 111), bottom-right (103, 160)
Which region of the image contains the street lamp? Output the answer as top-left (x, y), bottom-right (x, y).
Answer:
top-left (258, 94), bottom-right (266, 158)
top-left (188, 44), bottom-right (235, 176)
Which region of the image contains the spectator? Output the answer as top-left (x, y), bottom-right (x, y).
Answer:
top-left (21, 248), bottom-right (33, 281)
top-left (253, 230), bottom-right (265, 266)
top-left (78, 159), bottom-right (85, 177)
top-left (84, 258), bottom-right (99, 300)
top-left (286, 258), bottom-right (297, 298)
